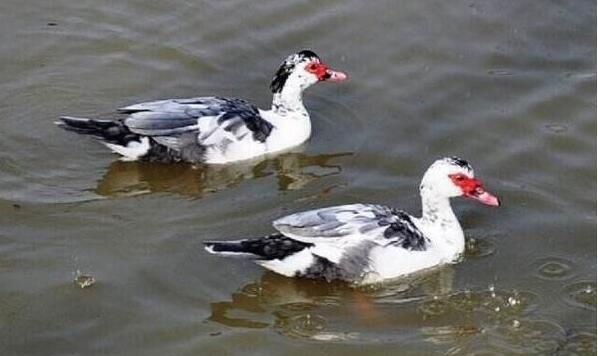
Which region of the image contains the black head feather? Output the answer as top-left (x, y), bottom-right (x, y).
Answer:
top-left (270, 50), bottom-right (321, 93)
top-left (296, 50), bottom-right (320, 61)
top-left (446, 156), bottom-right (473, 171)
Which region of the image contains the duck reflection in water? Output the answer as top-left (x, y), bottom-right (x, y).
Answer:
top-left (208, 267), bottom-right (457, 339)
top-left (208, 267), bottom-right (541, 348)
top-left (94, 151), bottom-right (352, 198)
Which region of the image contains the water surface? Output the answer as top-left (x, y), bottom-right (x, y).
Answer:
top-left (0, 0), bottom-right (595, 355)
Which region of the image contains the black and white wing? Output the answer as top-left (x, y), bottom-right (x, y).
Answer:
top-left (272, 203), bottom-right (428, 264)
top-left (119, 96), bottom-right (273, 158)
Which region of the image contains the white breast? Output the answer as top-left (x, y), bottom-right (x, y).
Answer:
top-left (203, 136), bottom-right (268, 164)
top-left (262, 110), bottom-right (312, 154)
top-left (365, 218), bottom-right (465, 283)
top-left (201, 110), bottom-right (311, 164)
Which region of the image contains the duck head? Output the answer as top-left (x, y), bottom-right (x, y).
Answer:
top-left (270, 50), bottom-right (347, 94)
top-left (420, 157), bottom-right (500, 207)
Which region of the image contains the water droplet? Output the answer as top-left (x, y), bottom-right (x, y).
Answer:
top-left (508, 296), bottom-right (518, 306)
top-left (74, 271), bottom-right (95, 289)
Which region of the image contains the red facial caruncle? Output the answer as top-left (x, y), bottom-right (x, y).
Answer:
top-left (305, 61), bottom-right (347, 82)
top-left (448, 173), bottom-right (500, 207)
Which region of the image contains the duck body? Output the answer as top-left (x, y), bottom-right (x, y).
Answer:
top-left (205, 157), bottom-right (500, 284)
top-left (57, 50), bottom-right (346, 164)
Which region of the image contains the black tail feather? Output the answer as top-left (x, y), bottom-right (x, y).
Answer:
top-left (56, 116), bottom-right (140, 145)
top-left (204, 234), bottom-right (312, 260)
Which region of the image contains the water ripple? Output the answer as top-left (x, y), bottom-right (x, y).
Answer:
top-left (561, 328), bottom-right (597, 355)
top-left (562, 281), bottom-right (597, 311)
top-left (274, 312), bottom-right (328, 339)
top-left (418, 288), bottom-right (538, 319)
top-left (464, 237), bottom-right (496, 259)
top-left (531, 256), bottom-right (576, 281)
top-left (417, 288), bottom-right (566, 355)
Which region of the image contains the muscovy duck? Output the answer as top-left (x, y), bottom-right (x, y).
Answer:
top-left (204, 157), bottom-right (500, 284)
top-left (56, 50), bottom-right (346, 164)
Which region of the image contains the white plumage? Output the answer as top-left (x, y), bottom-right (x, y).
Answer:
top-left (57, 50), bottom-right (346, 164)
top-left (205, 157), bottom-right (500, 284)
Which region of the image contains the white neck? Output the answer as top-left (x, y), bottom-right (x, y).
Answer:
top-left (419, 187), bottom-right (465, 255)
top-left (271, 82), bottom-right (308, 115)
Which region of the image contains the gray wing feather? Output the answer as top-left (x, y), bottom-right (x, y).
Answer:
top-left (274, 204), bottom-right (376, 239)
top-left (124, 111), bottom-right (199, 136)
top-left (118, 96), bottom-right (270, 146)
top-left (273, 204), bottom-right (428, 251)
top-left (118, 96), bottom-right (225, 113)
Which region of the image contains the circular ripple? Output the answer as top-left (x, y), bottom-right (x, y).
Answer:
top-left (531, 257), bottom-right (575, 280)
top-left (418, 288), bottom-right (538, 319)
top-left (275, 313), bottom-right (327, 339)
top-left (239, 282), bottom-right (267, 298)
top-left (491, 319), bottom-right (566, 355)
top-left (416, 287), bottom-right (562, 355)
top-left (562, 281), bottom-right (597, 311)
top-left (465, 237), bottom-right (496, 259)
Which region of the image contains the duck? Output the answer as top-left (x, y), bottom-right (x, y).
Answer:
top-left (204, 157), bottom-right (500, 284)
top-left (56, 50), bottom-right (347, 164)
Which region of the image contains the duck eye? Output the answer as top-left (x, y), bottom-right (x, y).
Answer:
top-left (306, 63), bottom-right (318, 71)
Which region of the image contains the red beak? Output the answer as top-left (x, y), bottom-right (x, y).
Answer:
top-left (465, 188), bottom-right (501, 207)
top-left (323, 68), bottom-right (348, 82)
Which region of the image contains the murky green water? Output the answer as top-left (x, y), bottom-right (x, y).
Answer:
top-left (0, 1), bottom-right (595, 355)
